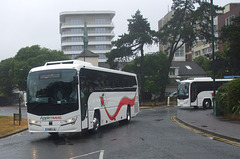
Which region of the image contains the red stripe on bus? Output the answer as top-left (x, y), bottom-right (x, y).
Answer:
top-left (104, 95), bottom-right (136, 120)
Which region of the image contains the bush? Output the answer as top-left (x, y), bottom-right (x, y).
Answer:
top-left (216, 82), bottom-right (230, 115)
top-left (216, 78), bottom-right (240, 116)
top-left (227, 78), bottom-right (240, 115)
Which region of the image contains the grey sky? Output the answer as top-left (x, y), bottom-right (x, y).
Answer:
top-left (0, 0), bottom-right (239, 61)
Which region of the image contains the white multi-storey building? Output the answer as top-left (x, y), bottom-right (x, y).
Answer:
top-left (60, 11), bottom-right (115, 62)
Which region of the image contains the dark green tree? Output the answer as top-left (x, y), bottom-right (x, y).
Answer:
top-left (193, 56), bottom-right (212, 76)
top-left (0, 58), bottom-right (15, 96)
top-left (123, 52), bottom-right (168, 101)
top-left (220, 15), bottom-right (240, 75)
top-left (157, 0), bottom-right (222, 101)
top-left (6, 45), bottom-right (69, 91)
top-left (106, 10), bottom-right (156, 103)
top-left (214, 51), bottom-right (231, 78)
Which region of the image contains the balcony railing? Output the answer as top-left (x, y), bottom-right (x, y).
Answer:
top-left (61, 22), bottom-right (114, 26)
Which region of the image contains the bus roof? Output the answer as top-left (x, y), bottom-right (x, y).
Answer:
top-left (29, 60), bottom-right (136, 77)
top-left (44, 60), bottom-right (93, 67)
top-left (180, 77), bottom-right (232, 83)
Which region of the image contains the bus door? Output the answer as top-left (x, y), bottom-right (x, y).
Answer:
top-left (191, 84), bottom-right (197, 107)
top-left (80, 76), bottom-right (88, 129)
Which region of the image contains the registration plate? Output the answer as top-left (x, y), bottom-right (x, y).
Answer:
top-left (45, 128), bottom-right (56, 131)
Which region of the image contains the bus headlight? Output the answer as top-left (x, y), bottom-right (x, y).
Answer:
top-left (60, 117), bottom-right (77, 126)
top-left (29, 119), bottom-right (41, 126)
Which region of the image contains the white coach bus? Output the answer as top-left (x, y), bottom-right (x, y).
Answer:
top-left (177, 77), bottom-right (231, 109)
top-left (27, 60), bottom-right (139, 134)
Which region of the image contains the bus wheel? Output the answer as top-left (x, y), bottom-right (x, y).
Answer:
top-left (126, 106), bottom-right (131, 123)
top-left (92, 112), bottom-right (100, 132)
top-left (203, 99), bottom-right (211, 109)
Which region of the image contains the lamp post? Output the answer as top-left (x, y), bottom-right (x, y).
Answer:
top-left (19, 92), bottom-right (22, 119)
top-left (210, 0), bottom-right (217, 115)
top-left (83, 18), bottom-right (88, 62)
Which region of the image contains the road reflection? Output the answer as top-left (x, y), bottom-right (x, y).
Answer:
top-left (31, 145), bottom-right (37, 159)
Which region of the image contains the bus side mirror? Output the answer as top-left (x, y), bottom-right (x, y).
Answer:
top-left (73, 75), bottom-right (78, 85)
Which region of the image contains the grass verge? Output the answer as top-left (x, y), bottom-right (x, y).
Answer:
top-left (0, 116), bottom-right (28, 137)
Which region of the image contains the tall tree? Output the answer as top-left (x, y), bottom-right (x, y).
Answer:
top-left (123, 52), bottom-right (168, 100)
top-left (157, 0), bottom-right (222, 101)
top-left (220, 15), bottom-right (240, 75)
top-left (106, 10), bottom-right (156, 103)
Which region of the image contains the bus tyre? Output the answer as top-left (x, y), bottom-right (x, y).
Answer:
top-left (203, 99), bottom-right (211, 109)
top-left (92, 112), bottom-right (100, 132)
top-left (126, 106), bottom-right (131, 123)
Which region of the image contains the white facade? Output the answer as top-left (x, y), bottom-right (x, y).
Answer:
top-left (60, 11), bottom-right (115, 62)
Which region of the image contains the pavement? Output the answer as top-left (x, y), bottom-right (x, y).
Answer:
top-left (0, 105), bottom-right (240, 142)
top-left (177, 107), bottom-right (240, 142)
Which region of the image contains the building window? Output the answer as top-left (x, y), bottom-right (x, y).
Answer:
top-left (62, 46), bottom-right (82, 51)
top-left (71, 19), bottom-right (82, 25)
top-left (71, 54), bottom-right (78, 59)
top-left (225, 15), bottom-right (235, 26)
top-left (95, 28), bottom-right (106, 33)
top-left (98, 53), bottom-right (106, 59)
top-left (96, 45), bottom-right (106, 50)
top-left (72, 46), bottom-right (82, 51)
top-left (169, 67), bottom-right (179, 76)
top-left (95, 19), bottom-right (106, 25)
top-left (195, 51), bottom-right (200, 57)
top-left (169, 68), bottom-right (175, 76)
top-left (72, 37), bottom-right (82, 42)
top-left (71, 28), bottom-right (82, 34)
top-left (96, 37), bottom-right (106, 41)
top-left (185, 65), bottom-right (192, 70)
top-left (175, 46), bottom-right (184, 57)
top-left (203, 47), bottom-right (211, 55)
top-left (62, 38), bottom-right (69, 42)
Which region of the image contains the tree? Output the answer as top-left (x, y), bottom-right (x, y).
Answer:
top-left (214, 51), bottom-right (231, 78)
top-left (123, 52), bottom-right (168, 101)
top-left (157, 0), bottom-right (222, 101)
top-left (220, 15), bottom-right (240, 75)
top-left (193, 56), bottom-right (212, 76)
top-left (13, 45), bottom-right (70, 91)
top-left (0, 58), bottom-right (15, 96)
top-left (106, 10), bottom-right (156, 103)
top-left (0, 45), bottom-right (70, 95)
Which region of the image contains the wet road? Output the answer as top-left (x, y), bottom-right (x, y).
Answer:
top-left (0, 107), bottom-right (239, 159)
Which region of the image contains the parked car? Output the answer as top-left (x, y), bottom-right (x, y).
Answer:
top-left (169, 91), bottom-right (177, 97)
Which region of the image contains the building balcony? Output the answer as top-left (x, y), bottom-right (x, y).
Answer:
top-left (93, 49), bottom-right (111, 54)
top-left (60, 23), bottom-right (114, 30)
top-left (62, 49), bottom-right (111, 56)
top-left (61, 42), bottom-right (82, 46)
top-left (63, 51), bottom-right (81, 55)
top-left (61, 32), bottom-right (115, 38)
top-left (61, 41), bottom-right (112, 47)
top-left (88, 32), bottom-right (115, 37)
top-left (89, 41), bottom-right (112, 45)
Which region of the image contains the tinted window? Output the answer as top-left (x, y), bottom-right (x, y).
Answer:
top-left (80, 68), bottom-right (137, 92)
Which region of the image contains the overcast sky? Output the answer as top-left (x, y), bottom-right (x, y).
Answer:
top-left (0, 0), bottom-right (239, 61)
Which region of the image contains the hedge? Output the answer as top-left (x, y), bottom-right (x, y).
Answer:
top-left (216, 78), bottom-right (240, 116)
